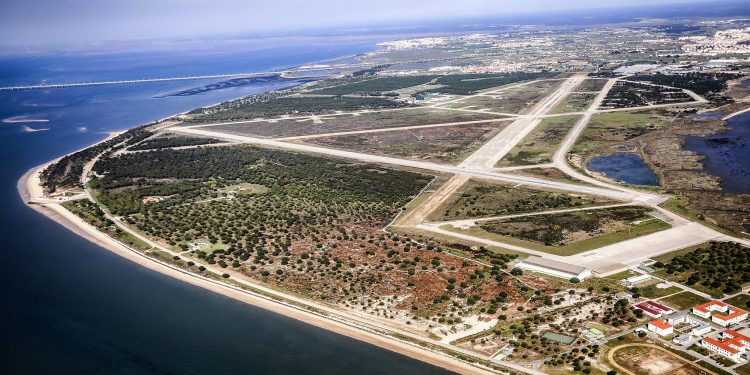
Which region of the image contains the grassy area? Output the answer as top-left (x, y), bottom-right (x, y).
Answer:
top-left (208, 107), bottom-right (505, 138)
top-left (651, 240), bottom-right (708, 263)
top-left (497, 115), bottom-right (581, 166)
top-left (309, 75), bottom-right (438, 95)
top-left (572, 110), bottom-right (669, 154)
top-left (552, 93), bottom-right (596, 113)
top-left (606, 333), bottom-right (647, 347)
top-left (660, 291), bottom-right (708, 310)
top-left (219, 182), bottom-right (269, 195)
top-left (698, 361), bottom-right (735, 375)
top-left (306, 121), bottom-right (505, 164)
top-left (429, 179), bottom-right (614, 221)
top-left (736, 363), bottom-right (750, 375)
top-left (639, 284), bottom-right (683, 299)
top-left (725, 294), bottom-right (750, 310)
top-left (113, 230), bottom-right (152, 252)
top-left (577, 79), bottom-right (608, 92)
top-left (604, 270), bottom-right (637, 281)
top-left (444, 217), bottom-right (670, 256)
top-left (660, 197), bottom-right (738, 237)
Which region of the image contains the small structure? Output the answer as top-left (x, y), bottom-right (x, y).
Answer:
top-left (693, 301), bottom-right (748, 327)
top-left (647, 319), bottom-right (674, 336)
top-left (516, 256), bottom-right (592, 281)
top-left (692, 324), bottom-right (712, 336)
top-left (673, 334), bottom-right (691, 346)
top-left (582, 327), bottom-right (604, 341)
top-left (636, 301), bottom-right (674, 318)
top-left (625, 274), bottom-right (651, 287)
top-left (700, 329), bottom-right (750, 362)
top-left (541, 331), bottom-right (577, 345)
top-left (414, 93), bottom-right (439, 101)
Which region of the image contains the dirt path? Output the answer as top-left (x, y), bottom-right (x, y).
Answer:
top-left (607, 343), bottom-right (717, 375)
top-left (396, 174), bottom-right (470, 227)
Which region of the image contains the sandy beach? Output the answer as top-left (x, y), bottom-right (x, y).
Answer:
top-left (18, 163), bottom-right (506, 375)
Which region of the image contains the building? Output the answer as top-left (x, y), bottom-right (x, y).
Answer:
top-left (693, 301), bottom-right (729, 318)
top-left (665, 313), bottom-right (711, 336)
top-left (673, 334), bottom-right (691, 345)
top-left (647, 320), bottom-right (674, 336)
top-left (414, 93), bottom-right (438, 101)
top-left (693, 301), bottom-right (748, 327)
top-left (636, 301), bottom-right (674, 318)
top-left (700, 330), bottom-right (750, 362)
top-left (713, 307), bottom-right (749, 327)
top-left (625, 274), bottom-right (651, 287)
top-left (692, 324), bottom-right (712, 336)
top-left (515, 256), bottom-right (592, 281)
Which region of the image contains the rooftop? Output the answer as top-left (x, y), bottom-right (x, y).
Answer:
top-left (703, 337), bottom-right (741, 354)
top-left (649, 319), bottom-right (672, 330)
top-left (694, 300), bottom-right (728, 313)
top-left (714, 307), bottom-right (748, 321)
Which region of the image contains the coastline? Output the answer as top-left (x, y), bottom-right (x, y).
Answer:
top-left (18, 162), bottom-right (502, 375)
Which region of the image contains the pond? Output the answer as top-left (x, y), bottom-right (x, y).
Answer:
top-left (684, 111), bottom-right (750, 194)
top-left (587, 153), bottom-right (659, 186)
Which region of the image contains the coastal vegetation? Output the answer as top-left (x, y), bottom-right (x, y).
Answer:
top-left (187, 96), bottom-right (410, 123)
top-left (309, 75), bottom-right (438, 95)
top-left (87, 146), bottom-right (533, 318)
top-left (40, 127), bottom-right (152, 193)
top-left (128, 134), bottom-right (222, 151)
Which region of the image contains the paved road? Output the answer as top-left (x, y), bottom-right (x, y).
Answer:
top-left (169, 75), bottom-right (749, 274)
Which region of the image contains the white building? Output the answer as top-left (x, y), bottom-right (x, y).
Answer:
top-left (693, 301), bottom-right (748, 327)
top-left (647, 320), bottom-right (674, 336)
top-left (515, 256), bottom-right (592, 281)
top-left (624, 274), bottom-right (651, 287)
top-left (701, 330), bottom-right (750, 362)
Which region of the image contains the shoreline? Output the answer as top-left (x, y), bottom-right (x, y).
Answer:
top-left (19, 164), bottom-right (502, 375)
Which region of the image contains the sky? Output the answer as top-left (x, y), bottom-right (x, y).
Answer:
top-left (0, 0), bottom-right (717, 48)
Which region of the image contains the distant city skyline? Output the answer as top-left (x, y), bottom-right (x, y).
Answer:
top-left (0, 0), bottom-right (726, 48)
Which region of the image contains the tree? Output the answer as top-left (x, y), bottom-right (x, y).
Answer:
top-left (510, 267), bottom-right (523, 276)
top-left (570, 277), bottom-right (581, 284)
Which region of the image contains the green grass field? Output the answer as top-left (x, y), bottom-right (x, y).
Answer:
top-left (442, 217), bottom-right (670, 256)
top-left (659, 291), bottom-right (708, 310)
top-left (725, 294), bottom-right (750, 310)
top-left (497, 115), bottom-right (581, 166)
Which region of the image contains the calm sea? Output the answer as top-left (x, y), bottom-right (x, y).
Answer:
top-left (0, 38), bottom-right (453, 375)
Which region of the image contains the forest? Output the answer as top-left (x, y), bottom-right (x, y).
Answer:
top-left (423, 72), bottom-right (558, 95)
top-left (40, 127), bottom-right (152, 193)
top-left (86, 146), bottom-right (540, 317)
top-left (187, 96), bottom-right (410, 123)
top-left (655, 241), bottom-right (750, 295)
top-left (629, 72), bottom-right (739, 96)
top-left (128, 135), bottom-right (222, 151)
